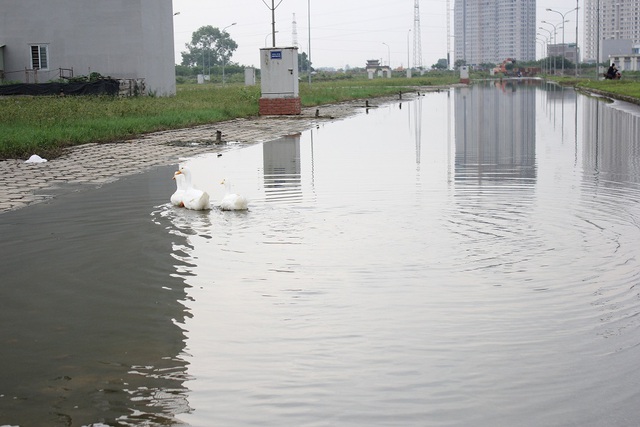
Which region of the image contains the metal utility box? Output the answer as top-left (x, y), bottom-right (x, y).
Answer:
top-left (244, 67), bottom-right (256, 86)
top-left (460, 65), bottom-right (470, 84)
top-left (260, 47), bottom-right (299, 97)
top-left (259, 47), bottom-right (301, 115)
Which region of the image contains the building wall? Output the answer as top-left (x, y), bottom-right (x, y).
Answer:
top-left (610, 55), bottom-right (640, 72)
top-left (454, 0), bottom-right (536, 66)
top-left (548, 44), bottom-right (580, 64)
top-left (0, 0), bottom-right (175, 95)
top-left (584, 0), bottom-right (640, 63)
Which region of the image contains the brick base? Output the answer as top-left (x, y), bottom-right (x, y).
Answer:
top-left (460, 78), bottom-right (470, 84)
top-left (259, 97), bottom-right (302, 115)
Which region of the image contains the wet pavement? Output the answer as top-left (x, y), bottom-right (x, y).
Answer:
top-left (0, 99), bottom-right (385, 213)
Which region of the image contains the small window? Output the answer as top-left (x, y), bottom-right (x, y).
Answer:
top-left (30, 44), bottom-right (48, 70)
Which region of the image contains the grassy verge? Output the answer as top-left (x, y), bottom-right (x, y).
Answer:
top-left (0, 75), bottom-right (457, 160)
top-left (574, 79), bottom-right (640, 100)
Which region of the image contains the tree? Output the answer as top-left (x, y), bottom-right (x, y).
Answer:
top-left (454, 59), bottom-right (467, 69)
top-left (181, 26), bottom-right (238, 72)
top-left (298, 52), bottom-right (312, 73)
top-left (432, 58), bottom-right (448, 70)
top-left (478, 62), bottom-right (496, 71)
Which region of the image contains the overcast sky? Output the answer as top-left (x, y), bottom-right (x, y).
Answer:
top-left (172, 0), bottom-right (583, 69)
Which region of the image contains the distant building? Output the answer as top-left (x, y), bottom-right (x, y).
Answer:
top-left (548, 43), bottom-right (580, 65)
top-left (0, 0), bottom-right (176, 96)
top-left (609, 54), bottom-right (640, 72)
top-left (584, 0), bottom-right (640, 63)
top-left (454, 0), bottom-right (536, 66)
top-left (365, 59), bottom-right (391, 79)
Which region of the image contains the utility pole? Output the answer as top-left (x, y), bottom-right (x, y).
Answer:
top-left (308, 0), bottom-right (312, 85)
top-left (575, 0), bottom-right (579, 77)
top-left (596, 0), bottom-right (600, 79)
top-left (262, 0), bottom-right (284, 47)
top-left (446, 0), bottom-right (450, 69)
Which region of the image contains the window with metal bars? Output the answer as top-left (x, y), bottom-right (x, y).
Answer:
top-left (30, 45), bottom-right (48, 70)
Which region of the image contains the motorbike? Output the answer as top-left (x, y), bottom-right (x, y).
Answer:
top-left (604, 70), bottom-right (622, 80)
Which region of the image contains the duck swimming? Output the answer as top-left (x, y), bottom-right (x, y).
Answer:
top-left (173, 167), bottom-right (211, 211)
top-left (220, 179), bottom-right (248, 211)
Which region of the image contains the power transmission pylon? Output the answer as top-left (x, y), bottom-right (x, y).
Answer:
top-left (413, 0), bottom-right (423, 70)
top-left (292, 13), bottom-right (298, 47)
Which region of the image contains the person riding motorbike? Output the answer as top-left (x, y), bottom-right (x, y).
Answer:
top-left (606, 63), bottom-right (620, 80)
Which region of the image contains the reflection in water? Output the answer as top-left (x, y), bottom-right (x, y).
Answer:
top-left (582, 97), bottom-right (640, 183)
top-left (455, 81), bottom-right (536, 183)
top-left (414, 95), bottom-right (423, 168)
top-left (0, 167), bottom-right (191, 426)
top-left (3, 84), bottom-right (640, 427)
top-left (263, 134), bottom-right (303, 203)
top-left (450, 82), bottom-right (539, 283)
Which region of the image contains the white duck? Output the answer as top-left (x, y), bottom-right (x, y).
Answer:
top-left (220, 179), bottom-right (249, 211)
top-left (171, 171), bottom-right (186, 207)
top-left (174, 167), bottom-right (211, 210)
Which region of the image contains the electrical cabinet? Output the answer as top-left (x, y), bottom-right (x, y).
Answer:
top-left (260, 47), bottom-right (299, 98)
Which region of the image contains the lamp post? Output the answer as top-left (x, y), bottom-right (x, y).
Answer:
top-left (547, 7), bottom-right (578, 75)
top-left (540, 22), bottom-right (559, 75)
top-left (536, 39), bottom-right (546, 75)
top-left (537, 33), bottom-right (550, 75)
top-left (543, 20), bottom-right (569, 75)
top-left (308, 0), bottom-right (312, 85)
top-left (538, 26), bottom-right (554, 74)
top-left (407, 29), bottom-right (412, 73)
top-left (382, 42), bottom-right (390, 68)
top-left (265, 31), bottom-right (279, 47)
top-left (575, 1), bottom-right (579, 77)
top-left (596, 0), bottom-right (601, 79)
top-left (221, 22), bottom-right (236, 85)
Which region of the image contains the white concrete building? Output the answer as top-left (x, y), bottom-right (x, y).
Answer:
top-left (584, 0), bottom-right (640, 63)
top-left (0, 0), bottom-right (176, 96)
top-left (454, 0), bottom-right (536, 66)
top-left (609, 54), bottom-right (640, 72)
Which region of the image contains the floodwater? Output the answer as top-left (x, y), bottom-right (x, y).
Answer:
top-left (2, 80), bottom-right (640, 426)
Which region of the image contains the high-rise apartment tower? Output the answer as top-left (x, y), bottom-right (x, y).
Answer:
top-left (584, 0), bottom-right (640, 62)
top-left (454, 0), bottom-right (536, 66)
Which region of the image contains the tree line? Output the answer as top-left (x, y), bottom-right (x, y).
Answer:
top-left (179, 26), bottom-right (312, 79)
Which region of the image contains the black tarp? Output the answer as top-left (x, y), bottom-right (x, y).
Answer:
top-left (0, 79), bottom-right (120, 96)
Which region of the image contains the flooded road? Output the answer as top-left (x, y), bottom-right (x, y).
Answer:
top-left (2, 81), bottom-right (640, 426)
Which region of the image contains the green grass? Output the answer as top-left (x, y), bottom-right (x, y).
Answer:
top-left (0, 85), bottom-right (261, 159)
top-left (574, 79), bottom-right (640, 100)
top-left (0, 76), bottom-right (458, 159)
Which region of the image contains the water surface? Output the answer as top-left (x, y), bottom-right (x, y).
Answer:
top-left (2, 81), bottom-right (640, 426)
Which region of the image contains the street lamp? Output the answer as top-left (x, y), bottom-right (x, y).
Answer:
top-left (536, 39), bottom-right (547, 74)
top-left (265, 31), bottom-right (279, 47)
top-left (221, 22), bottom-right (237, 84)
top-left (542, 20), bottom-right (568, 75)
top-left (407, 29), bottom-right (412, 72)
top-left (538, 26), bottom-right (555, 74)
top-left (537, 33), bottom-right (550, 75)
top-left (308, 0), bottom-right (312, 85)
top-left (547, 7), bottom-right (578, 75)
top-left (382, 42), bottom-right (390, 68)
